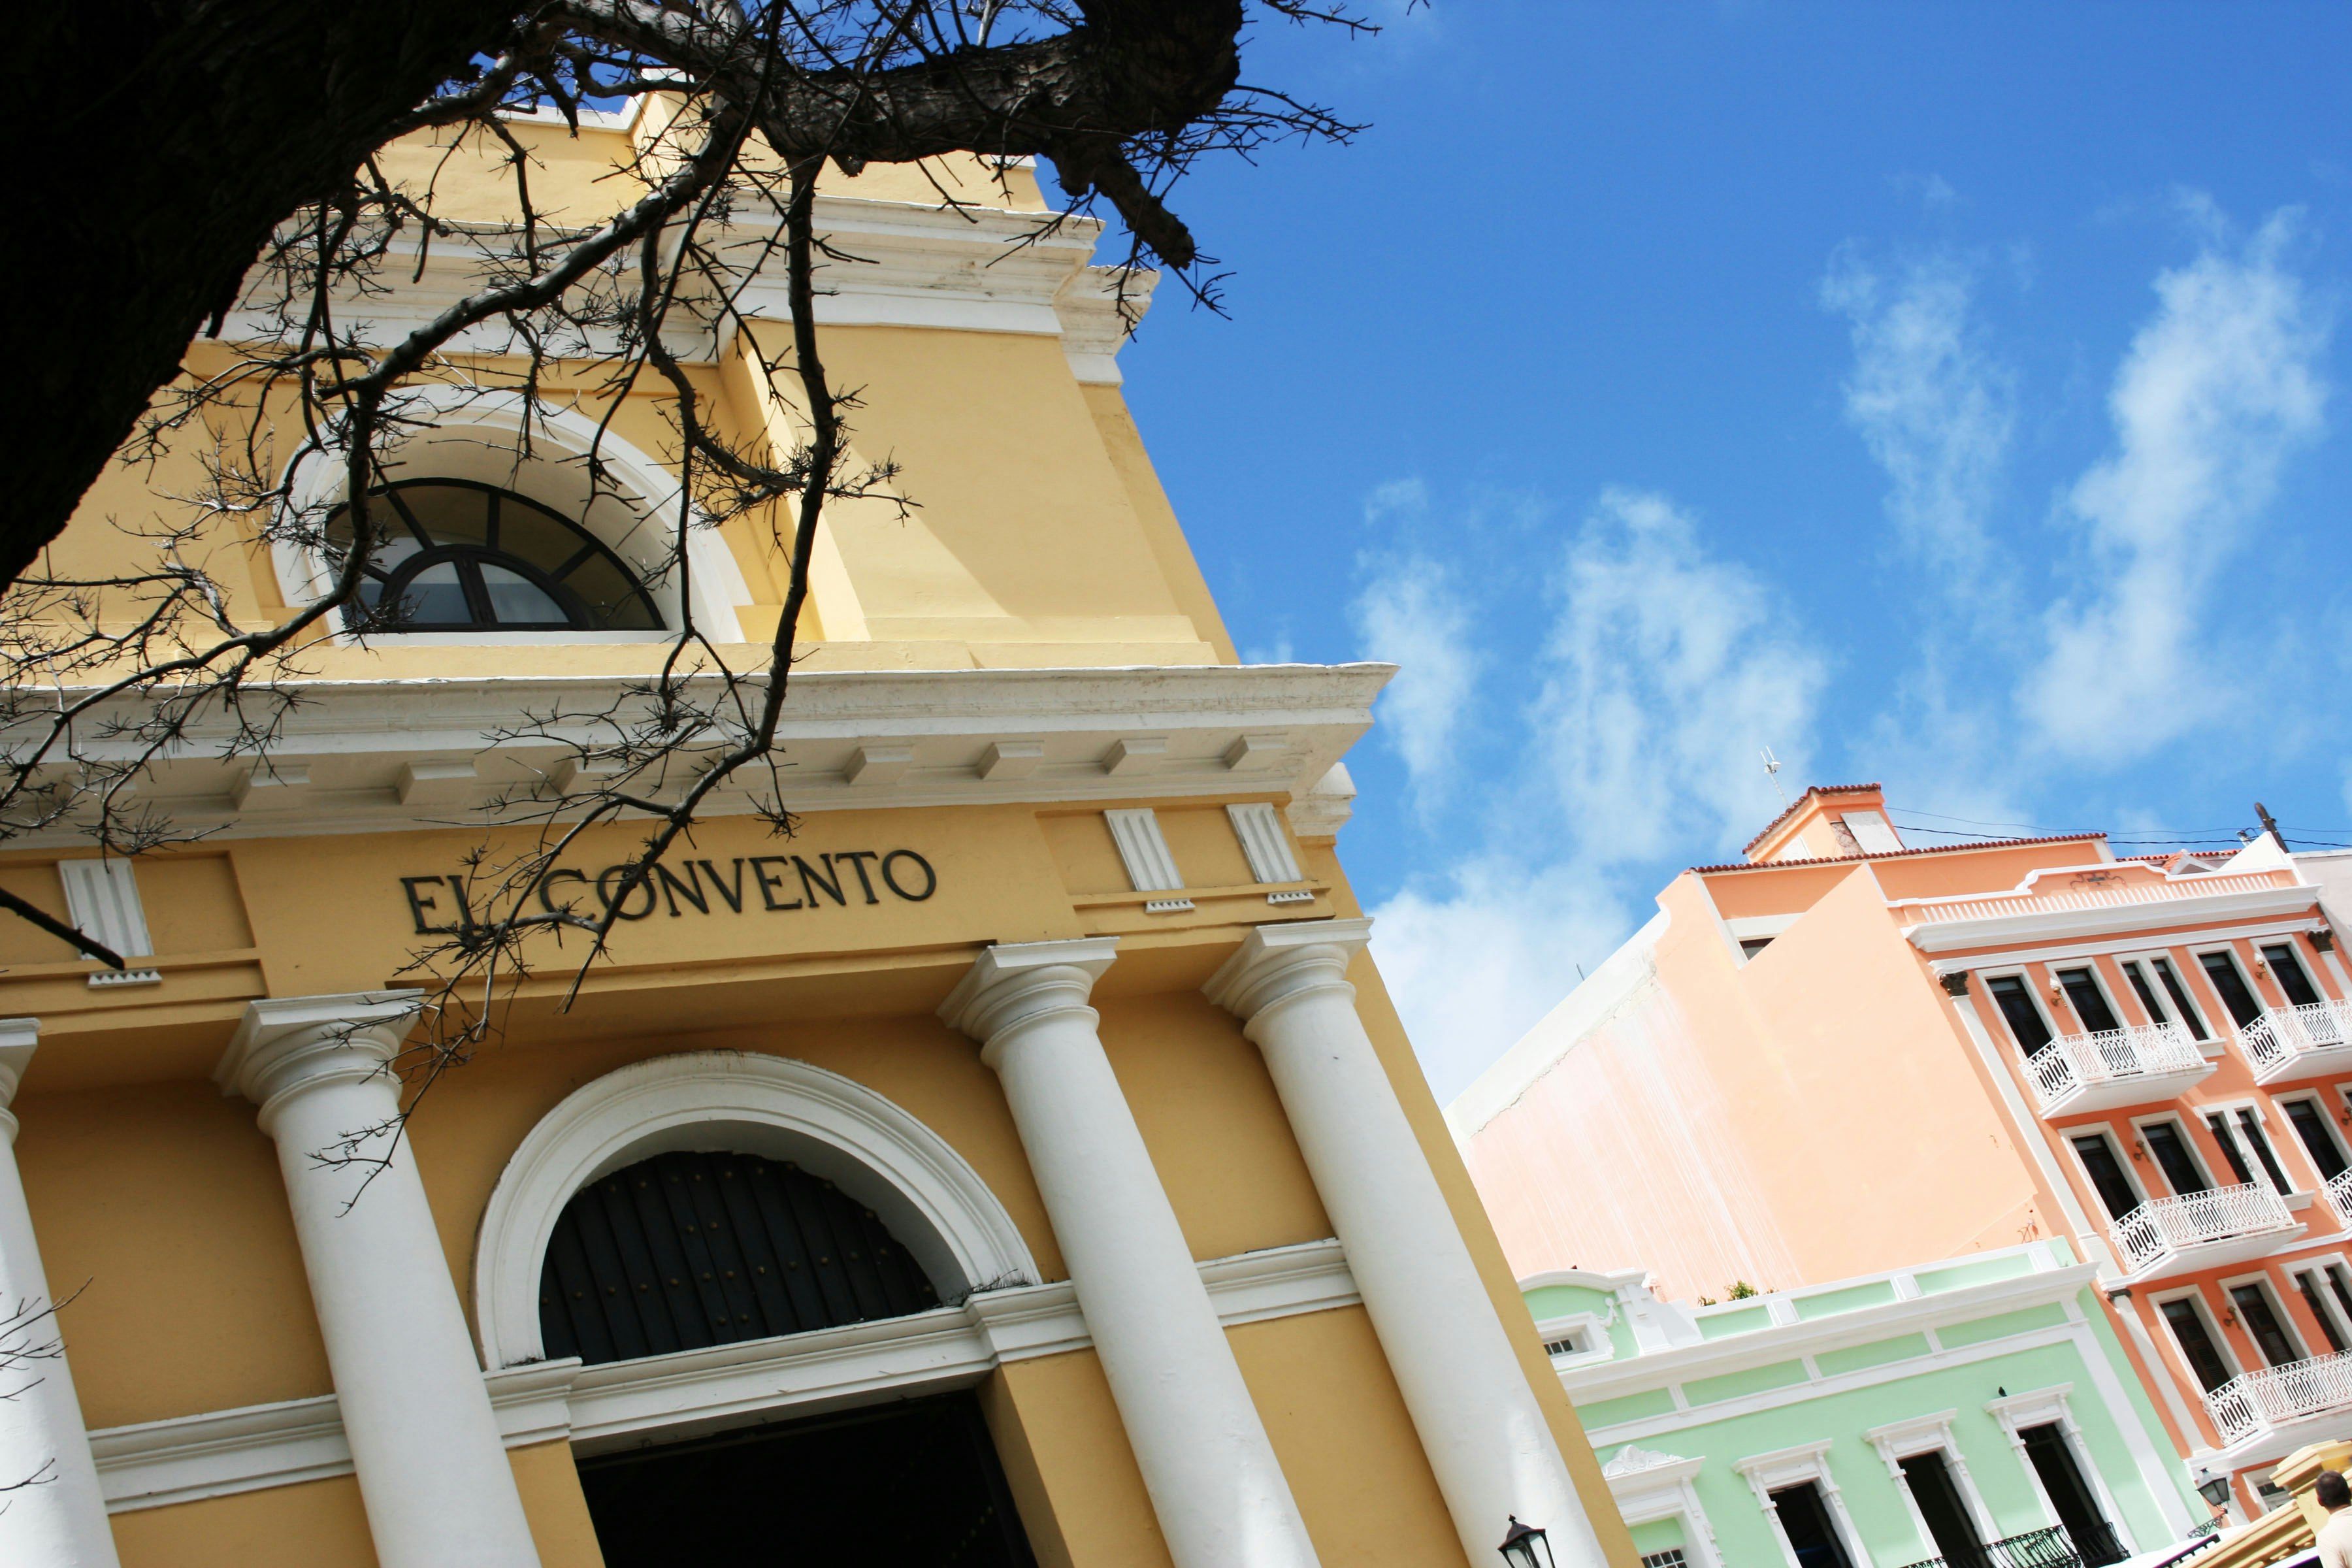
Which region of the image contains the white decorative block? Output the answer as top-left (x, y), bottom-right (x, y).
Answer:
top-left (1104, 810), bottom-right (1192, 911)
top-left (978, 741), bottom-right (1043, 781)
top-left (1227, 804), bottom-right (1305, 885)
top-left (845, 745), bottom-right (915, 786)
top-left (395, 760), bottom-right (478, 806)
top-left (57, 858), bottom-right (161, 985)
top-left (231, 765), bottom-right (310, 811)
top-left (1100, 737), bottom-right (1166, 776)
top-left (1222, 734), bottom-right (1287, 772)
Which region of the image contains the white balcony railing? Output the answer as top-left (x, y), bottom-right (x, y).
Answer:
top-left (2112, 1183), bottom-right (2298, 1277)
top-left (2023, 1022), bottom-right (2206, 1113)
top-left (2328, 1168), bottom-right (2352, 1229)
top-left (2206, 1349), bottom-right (2352, 1446)
top-left (2240, 1000), bottom-right (2352, 1081)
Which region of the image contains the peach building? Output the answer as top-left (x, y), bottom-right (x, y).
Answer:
top-left (1450, 784), bottom-right (2352, 1515)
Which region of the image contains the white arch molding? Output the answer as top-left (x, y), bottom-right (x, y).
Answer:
top-left (272, 387), bottom-right (754, 642)
top-left (474, 1049), bottom-right (1039, 1369)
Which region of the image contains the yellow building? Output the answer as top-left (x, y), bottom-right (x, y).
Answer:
top-left (0, 118), bottom-right (1633, 1568)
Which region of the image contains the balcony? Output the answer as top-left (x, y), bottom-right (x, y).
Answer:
top-left (2239, 1000), bottom-right (2352, 1085)
top-left (2206, 1349), bottom-right (2352, 1448)
top-left (2112, 1183), bottom-right (2302, 1283)
top-left (2023, 1022), bottom-right (2213, 1115)
top-left (1896, 1523), bottom-right (2126, 1568)
top-left (2328, 1168), bottom-right (2352, 1229)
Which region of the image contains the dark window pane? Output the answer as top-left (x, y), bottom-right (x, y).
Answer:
top-left (2145, 1122), bottom-right (2208, 1195)
top-left (480, 563), bottom-right (571, 627)
top-left (2284, 1100), bottom-right (2348, 1181)
top-left (2161, 1298), bottom-right (2234, 1392)
top-left (391, 482), bottom-right (493, 547)
top-left (1989, 975), bottom-right (2053, 1053)
top-left (2205, 1114), bottom-right (2257, 1186)
top-left (491, 492), bottom-right (590, 574)
top-left (390, 559), bottom-right (471, 626)
top-left (559, 549), bottom-right (662, 630)
top-left (2237, 1109), bottom-right (2295, 1194)
top-left (1769, 1482), bottom-right (1854, 1568)
top-left (2125, 962), bottom-right (2169, 1025)
top-left (2230, 1283), bottom-right (2300, 1367)
top-left (2153, 958), bottom-right (2208, 1039)
top-left (1899, 1450), bottom-right (1984, 1565)
top-left (2059, 968), bottom-right (2122, 1034)
top-left (2261, 945), bottom-right (2323, 1009)
top-left (2298, 1273), bottom-right (2347, 1354)
top-left (2021, 1424), bottom-right (2127, 1566)
top-left (2071, 1134), bottom-right (2141, 1221)
top-left (2200, 951), bottom-right (2264, 1029)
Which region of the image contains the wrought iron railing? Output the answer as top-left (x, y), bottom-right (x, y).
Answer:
top-left (2024, 1022), bottom-right (2204, 1110)
top-left (2240, 1000), bottom-right (2352, 1077)
top-left (1895, 1522), bottom-right (2127, 1568)
top-left (2112, 1181), bottom-right (2296, 1275)
top-left (2206, 1348), bottom-right (2352, 1445)
top-left (2328, 1167), bottom-right (2352, 1228)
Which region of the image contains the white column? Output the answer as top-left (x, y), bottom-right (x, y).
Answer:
top-left (0, 1021), bottom-right (122, 1567)
top-left (1206, 919), bottom-right (1607, 1568)
top-left (216, 994), bottom-right (540, 1568)
top-left (940, 940), bottom-right (1320, 1568)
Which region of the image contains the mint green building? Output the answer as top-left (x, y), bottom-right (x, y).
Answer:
top-left (1526, 1241), bottom-right (2207, 1568)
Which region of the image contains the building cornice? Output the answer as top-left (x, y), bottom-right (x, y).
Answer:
top-left (12, 662), bottom-right (1390, 845)
top-left (1901, 881), bottom-right (2320, 955)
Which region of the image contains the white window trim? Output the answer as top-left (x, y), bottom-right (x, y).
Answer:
top-left (2051, 960), bottom-right (2127, 1036)
top-left (1603, 1447), bottom-right (1723, 1568)
top-left (1984, 1384), bottom-right (2138, 1556)
top-left (2125, 1112), bottom-right (2213, 1198)
top-left (1863, 1410), bottom-right (1998, 1559)
top-left (2284, 1257), bottom-right (2352, 1352)
top-left (2064, 1122), bottom-right (2148, 1218)
top-left (1533, 1311), bottom-right (1616, 1369)
top-left (2190, 943), bottom-right (2261, 1034)
top-left (1982, 966), bottom-right (2063, 1052)
top-left (2151, 1284), bottom-right (2246, 1392)
top-left (1734, 1439), bottom-right (1874, 1568)
top-left (2272, 1092), bottom-right (2348, 1191)
top-left (2141, 952), bottom-right (2217, 1043)
top-left (2200, 1098), bottom-right (2299, 1198)
top-left (2217, 1269), bottom-right (2308, 1365)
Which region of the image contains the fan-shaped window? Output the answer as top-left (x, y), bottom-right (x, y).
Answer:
top-left (325, 478), bottom-right (661, 632)
top-left (539, 1149), bottom-right (940, 1366)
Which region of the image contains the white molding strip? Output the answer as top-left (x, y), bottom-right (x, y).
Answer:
top-left (1903, 884), bottom-right (2319, 954)
top-left (91, 1238), bottom-right (1355, 1512)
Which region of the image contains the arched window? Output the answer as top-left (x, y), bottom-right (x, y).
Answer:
top-left (539, 1149), bottom-right (940, 1366)
top-left (325, 478), bottom-right (662, 632)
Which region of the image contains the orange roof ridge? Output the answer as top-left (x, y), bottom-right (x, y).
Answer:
top-left (1691, 830), bottom-right (2108, 877)
top-left (1740, 782), bottom-right (1885, 857)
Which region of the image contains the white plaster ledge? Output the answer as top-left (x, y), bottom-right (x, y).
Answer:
top-left (91, 1237), bottom-right (1354, 1511)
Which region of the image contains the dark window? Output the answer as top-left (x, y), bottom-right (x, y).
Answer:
top-left (1988, 975), bottom-right (2053, 1053)
top-left (1769, 1481), bottom-right (1855, 1568)
top-left (538, 1148), bottom-right (940, 1367)
top-left (2283, 1099), bottom-right (2349, 1181)
top-left (2020, 1424), bottom-right (2127, 1566)
top-left (2297, 1271), bottom-right (2348, 1354)
top-left (1899, 1450), bottom-right (1984, 1566)
top-left (2230, 1282), bottom-right (2302, 1367)
top-left (2152, 957), bottom-right (2209, 1040)
top-left (2262, 944), bottom-right (2324, 1009)
top-left (2235, 1109), bottom-right (2296, 1194)
top-left (2143, 1122), bottom-right (2209, 1196)
top-left (2205, 1113), bottom-right (2258, 1186)
top-left (2200, 951), bottom-right (2264, 1030)
top-left (2125, 961), bottom-right (2170, 1026)
top-left (325, 479), bottom-right (662, 633)
top-left (2070, 1134), bottom-right (2142, 1221)
top-left (576, 1392), bottom-right (1036, 1567)
top-left (1740, 938), bottom-right (1774, 958)
top-left (2058, 968), bottom-right (2122, 1034)
top-left (2329, 1266), bottom-right (2352, 1330)
top-left (2161, 1297), bottom-right (2235, 1392)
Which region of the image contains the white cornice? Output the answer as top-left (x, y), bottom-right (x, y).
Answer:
top-left (90, 1237), bottom-right (1354, 1512)
top-left (16, 662), bottom-right (1391, 845)
top-left (1558, 1262), bottom-right (2100, 1405)
top-left (1902, 884), bottom-right (2320, 954)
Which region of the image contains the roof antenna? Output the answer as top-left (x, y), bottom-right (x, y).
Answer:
top-left (1760, 746), bottom-right (1789, 806)
top-left (2255, 802), bottom-right (2287, 851)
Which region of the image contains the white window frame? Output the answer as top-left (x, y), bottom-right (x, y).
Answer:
top-left (1603, 1448), bottom-right (1723, 1568)
top-left (2114, 950), bottom-right (2178, 1030)
top-left (1982, 966), bottom-right (2063, 1052)
top-left (2217, 1268), bottom-right (2309, 1367)
top-left (2125, 1111), bottom-right (2215, 1198)
top-left (1984, 1384), bottom-right (2140, 1557)
top-left (2272, 1092), bottom-right (2348, 1190)
top-left (2200, 1098), bottom-right (2298, 1197)
top-left (2255, 940), bottom-right (2327, 1007)
top-left (2283, 1254), bottom-right (2352, 1354)
top-left (1863, 1411), bottom-right (1997, 1563)
top-left (2066, 1122), bottom-right (2149, 1219)
top-left (2151, 1284), bottom-right (2246, 1394)
top-left (2191, 943), bottom-right (2262, 1034)
top-left (2050, 960), bottom-right (2126, 1037)
top-left (1533, 1311), bottom-right (1615, 1370)
top-left (2136, 951), bottom-right (2218, 1047)
top-left (1734, 1440), bottom-right (1874, 1568)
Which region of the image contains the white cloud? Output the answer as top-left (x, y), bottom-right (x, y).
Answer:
top-left (2022, 209), bottom-right (2331, 758)
top-left (1350, 480), bottom-right (1484, 811)
top-left (1370, 487), bottom-right (1827, 1099)
top-left (1821, 248), bottom-right (2016, 585)
top-left (1533, 489), bottom-right (1828, 866)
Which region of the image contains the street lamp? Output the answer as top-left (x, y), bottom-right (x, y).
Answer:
top-left (2196, 1471), bottom-right (2234, 1512)
top-left (1498, 1516), bottom-right (1556, 1568)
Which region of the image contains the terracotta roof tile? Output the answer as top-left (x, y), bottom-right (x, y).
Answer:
top-left (1690, 831), bottom-right (2109, 877)
top-left (1740, 782), bottom-right (1886, 857)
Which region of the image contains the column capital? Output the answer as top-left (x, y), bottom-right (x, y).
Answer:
top-left (938, 939), bottom-right (1117, 1053)
top-left (1203, 917), bottom-right (1371, 1025)
top-left (0, 1018), bottom-right (37, 1143)
top-left (214, 991), bottom-right (423, 1131)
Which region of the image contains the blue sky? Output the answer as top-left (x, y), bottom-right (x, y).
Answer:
top-left (1113, 2), bottom-right (2352, 1102)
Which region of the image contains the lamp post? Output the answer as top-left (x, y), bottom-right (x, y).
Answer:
top-left (2196, 1470), bottom-right (2235, 1523)
top-left (1499, 1516), bottom-right (1556, 1568)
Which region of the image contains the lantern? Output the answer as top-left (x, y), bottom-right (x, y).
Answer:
top-left (1497, 1516), bottom-right (1556, 1568)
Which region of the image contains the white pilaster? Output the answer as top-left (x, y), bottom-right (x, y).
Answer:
top-left (1206, 919), bottom-right (1607, 1568)
top-left (216, 994), bottom-right (540, 1568)
top-left (0, 1021), bottom-right (122, 1567)
top-left (940, 940), bottom-right (1320, 1568)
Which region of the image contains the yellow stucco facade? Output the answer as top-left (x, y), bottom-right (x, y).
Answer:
top-left (0, 118), bottom-right (1633, 1568)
